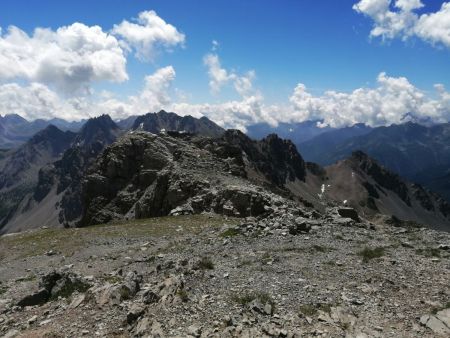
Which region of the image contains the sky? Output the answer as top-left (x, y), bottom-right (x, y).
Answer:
top-left (0, 0), bottom-right (449, 130)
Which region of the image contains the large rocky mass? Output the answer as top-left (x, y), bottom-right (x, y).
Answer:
top-left (80, 129), bottom-right (307, 226)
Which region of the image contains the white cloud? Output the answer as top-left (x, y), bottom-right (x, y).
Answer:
top-left (203, 52), bottom-right (257, 99)
top-left (354, 0), bottom-right (450, 48)
top-left (172, 93), bottom-right (279, 132)
top-left (396, 0), bottom-right (424, 11)
top-left (0, 10), bottom-right (185, 95)
top-left (288, 72), bottom-right (450, 128)
top-left (203, 53), bottom-right (232, 94)
top-left (0, 82), bottom-right (87, 121)
top-left (0, 66), bottom-right (177, 122)
top-left (415, 3), bottom-right (450, 47)
top-left (112, 10), bottom-right (185, 61)
top-left (1, 70), bottom-right (449, 131)
top-left (211, 40), bottom-right (219, 51)
top-left (0, 23), bottom-right (128, 92)
top-left (91, 66), bottom-right (177, 120)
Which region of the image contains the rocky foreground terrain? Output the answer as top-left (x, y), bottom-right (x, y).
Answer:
top-left (0, 209), bottom-right (449, 337)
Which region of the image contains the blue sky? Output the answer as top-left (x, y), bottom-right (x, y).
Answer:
top-left (0, 0), bottom-right (449, 128)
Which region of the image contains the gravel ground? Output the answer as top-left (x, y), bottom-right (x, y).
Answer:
top-left (0, 214), bottom-right (449, 337)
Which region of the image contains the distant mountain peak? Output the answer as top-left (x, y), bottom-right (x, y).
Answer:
top-left (76, 114), bottom-right (121, 147)
top-left (131, 110), bottom-right (224, 137)
top-left (26, 125), bottom-right (77, 153)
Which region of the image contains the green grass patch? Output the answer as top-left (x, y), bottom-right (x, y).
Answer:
top-left (16, 274), bottom-right (37, 282)
top-left (431, 302), bottom-right (450, 315)
top-left (0, 214), bottom-right (239, 258)
top-left (278, 245), bottom-right (304, 253)
top-left (416, 247), bottom-right (441, 258)
top-left (219, 228), bottom-right (240, 238)
top-left (231, 291), bottom-right (275, 313)
top-left (237, 259), bottom-right (253, 267)
top-left (103, 275), bottom-right (123, 284)
top-left (49, 279), bottom-right (90, 300)
top-left (357, 246), bottom-right (385, 263)
top-left (311, 245), bottom-right (333, 253)
top-left (299, 303), bottom-right (334, 316)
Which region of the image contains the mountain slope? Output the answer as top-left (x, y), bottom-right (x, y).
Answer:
top-left (299, 123), bottom-right (373, 163)
top-left (0, 114), bottom-right (84, 148)
top-left (0, 126), bottom-right (76, 225)
top-left (132, 110), bottom-right (225, 137)
top-left (300, 122), bottom-right (450, 201)
top-left (0, 116), bottom-right (122, 233)
top-left (319, 151), bottom-right (450, 230)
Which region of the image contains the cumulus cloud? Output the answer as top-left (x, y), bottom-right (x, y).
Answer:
top-left (353, 0), bottom-right (450, 48)
top-left (288, 72), bottom-right (450, 128)
top-left (98, 66), bottom-right (177, 119)
top-left (203, 53), bottom-right (232, 94)
top-left (0, 23), bottom-right (128, 92)
top-left (172, 93), bottom-right (280, 132)
top-left (112, 10), bottom-right (185, 61)
top-left (0, 82), bottom-right (88, 121)
top-left (1, 70), bottom-right (449, 130)
top-left (0, 66), bottom-right (177, 121)
top-left (415, 3), bottom-right (450, 47)
top-left (0, 10), bottom-right (184, 95)
top-left (203, 52), bottom-right (257, 98)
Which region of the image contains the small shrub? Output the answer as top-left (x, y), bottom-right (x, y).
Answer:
top-left (195, 257), bottom-right (214, 270)
top-left (231, 291), bottom-right (275, 313)
top-left (261, 252), bottom-right (272, 263)
top-left (299, 304), bottom-right (317, 316)
top-left (177, 288), bottom-right (189, 302)
top-left (50, 279), bottom-right (90, 300)
top-left (118, 285), bottom-right (131, 301)
top-left (431, 302), bottom-right (450, 314)
top-left (358, 246), bottom-right (385, 263)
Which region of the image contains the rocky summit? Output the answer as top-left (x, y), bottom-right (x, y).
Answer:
top-left (0, 119), bottom-right (449, 337)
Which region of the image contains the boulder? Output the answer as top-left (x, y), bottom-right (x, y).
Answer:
top-left (337, 207), bottom-right (360, 222)
top-left (18, 271), bottom-right (90, 307)
top-left (289, 217), bottom-right (311, 235)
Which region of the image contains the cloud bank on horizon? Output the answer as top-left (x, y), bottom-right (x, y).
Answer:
top-left (0, 2), bottom-right (449, 130)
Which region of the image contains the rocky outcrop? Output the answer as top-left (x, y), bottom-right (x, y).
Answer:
top-left (351, 151), bottom-right (411, 205)
top-left (79, 131), bottom-right (298, 226)
top-left (197, 129), bottom-right (307, 186)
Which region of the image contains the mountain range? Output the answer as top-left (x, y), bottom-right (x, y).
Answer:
top-left (298, 122), bottom-right (450, 201)
top-left (0, 114), bottom-right (85, 148)
top-left (0, 110), bottom-right (448, 234)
